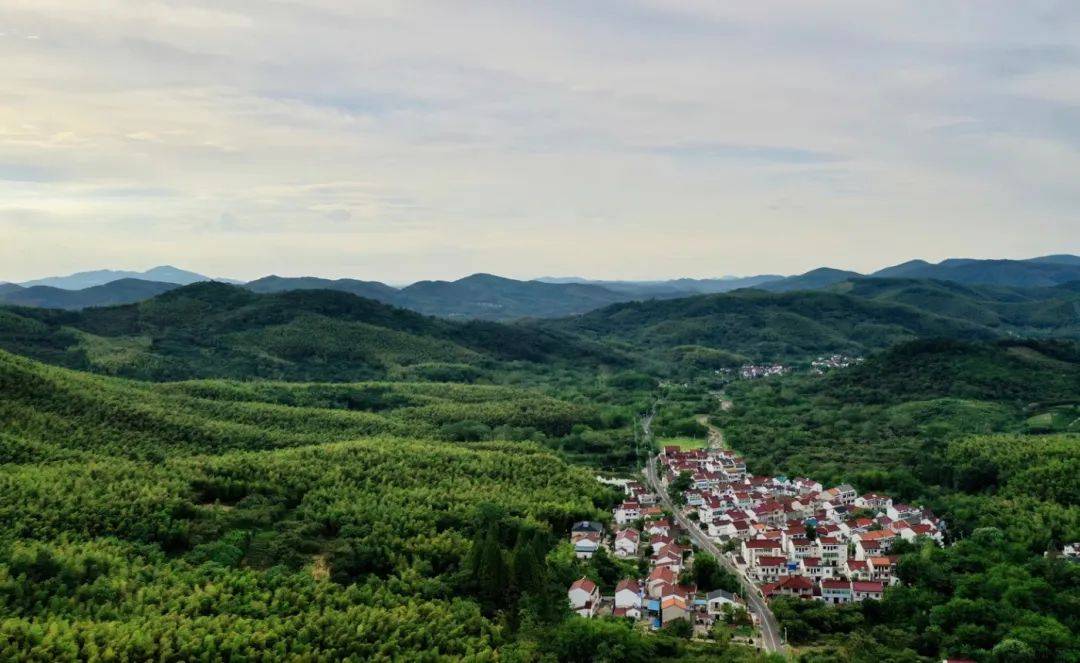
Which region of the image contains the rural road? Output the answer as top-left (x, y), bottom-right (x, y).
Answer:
top-left (645, 407), bottom-right (784, 653)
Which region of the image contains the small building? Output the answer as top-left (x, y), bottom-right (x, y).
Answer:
top-left (820, 579), bottom-right (853, 604)
top-left (661, 596), bottom-right (690, 626)
top-left (571, 521), bottom-right (604, 535)
top-left (615, 579), bottom-right (643, 610)
top-left (568, 577), bottom-right (600, 617)
top-left (766, 575), bottom-right (814, 599)
top-left (614, 529), bottom-right (640, 558)
top-left (852, 581), bottom-right (885, 602)
top-left (573, 532), bottom-right (601, 559)
top-left (705, 589), bottom-right (739, 615)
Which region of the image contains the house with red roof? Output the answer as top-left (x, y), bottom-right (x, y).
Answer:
top-left (615, 528), bottom-right (640, 558)
top-left (852, 581), bottom-right (885, 601)
top-left (819, 579), bottom-right (853, 604)
top-left (752, 555), bottom-right (787, 582)
top-left (568, 577), bottom-right (600, 617)
top-left (765, 575), bottom-right (814, 599)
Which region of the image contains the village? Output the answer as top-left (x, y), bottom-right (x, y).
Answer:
top-left (567, 443), bottom-right (946, 644)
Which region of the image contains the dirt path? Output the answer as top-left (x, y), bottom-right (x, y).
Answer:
top-left (695, 414), bottom-right (727, 450)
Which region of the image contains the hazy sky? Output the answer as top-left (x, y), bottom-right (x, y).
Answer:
top-left (3, 1), bottom-right (1079, 282)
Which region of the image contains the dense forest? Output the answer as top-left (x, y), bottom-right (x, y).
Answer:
top-left (1, 282), bottom-right (1077, 661)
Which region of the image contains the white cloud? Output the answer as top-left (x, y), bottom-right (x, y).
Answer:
top-left (1, 0), bottom-right (1078, 282)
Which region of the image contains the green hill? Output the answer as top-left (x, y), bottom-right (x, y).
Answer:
top-left (542, 288), bottom-right (998, 361)
top-left (824, 338), bottom-right (1080, 405)
top-left (398, 273), bottom-right (634, 319)
top-left (828, 277), bottom-right (1080, 336)
top-left (0, 278), bottom-right (182, 310)
top-left (870, 255), bottom-right (1080, 287)
top-left (756, 267), bottom-right (862, 292)
top-left (0, 282), bottom-right (623, 381)
top-left (245, 275), bottom-right (404, 304)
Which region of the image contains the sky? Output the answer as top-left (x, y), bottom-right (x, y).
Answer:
top-left (2, 1), bottom-right (1079, 283)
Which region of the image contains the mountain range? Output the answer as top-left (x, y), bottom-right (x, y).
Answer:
top-left (16, 265), bottom-right (231, 290)
top-left (4, 254), bottom-right (1078, 319)
top-left (2, 271), bottom-right (1077, 383)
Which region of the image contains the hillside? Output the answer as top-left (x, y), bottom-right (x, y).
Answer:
top-left (0, 282), bottom-right (623, 381)
top-left (0, 278), bottom-right (182, 310)
top-left (828, 277), bottom-right (1080, 336)
top-left (397, 273), bottom-right (634, 319)
top-left (542, 288), bottom-right (999, 361)
top-left (537, 275), bottom-right (783, 296)
top-left (870, 256), bottom-right (1080, 287)
top-left (825, 338), bottom-right (1080, 406)
top-left (0, 350), bottom-right (647, 660)
top-left (756, 267), bottom-right (861, 293)
top-left (754, 255), bottom-right (1080, 292)
top-left (245, 275), bottom-right (404, 304)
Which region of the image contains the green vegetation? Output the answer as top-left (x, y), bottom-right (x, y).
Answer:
top-left (713, 339), bottom-right (1080, 661)
top-left (2, 276), bottom-right (1079, 660)
top-left (660, 437), bottom-right (706, 451)
top-left (543, 289), bottom-right (1002, 363)
top-left (0, 282), bottom-right (625, 382)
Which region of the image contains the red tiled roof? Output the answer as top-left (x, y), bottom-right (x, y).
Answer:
top-left (775, 575), bottom-right (814, 591)
top-left (757, 555), bottom-right (787, 566)
top-left (649, 566), bottom-right (676, 582)
top-left (852, 581), bottom-right (884, 593)
top-left (570, 577), bottom-right (597, 593)
top-left (821, 579), bottom-right (850, 590)
top-left (746, 539), bottom-right (781, 549)
top-left (615, 578), bottom-right (641, 593)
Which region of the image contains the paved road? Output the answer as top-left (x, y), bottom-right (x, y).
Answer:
top-left (644, 457), bottom-right (784, 653)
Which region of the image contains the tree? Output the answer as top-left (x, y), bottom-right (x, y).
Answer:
top-left (671, 472), bottom-right (693, 504)
top-left (686, 553), bottom-right (739, 593)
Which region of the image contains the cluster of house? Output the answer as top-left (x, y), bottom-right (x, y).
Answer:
top-left (738, 363), bottom-right (788, 380)
top-left (657, 445), bottom-right (945, 604)
top-left (809, 354), bottom-right (863, 374)
top-left (567, 482), bottom-right (746, 631)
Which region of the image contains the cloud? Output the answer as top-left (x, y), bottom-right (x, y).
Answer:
top-left (0, 1), bottom-right (1077, 282)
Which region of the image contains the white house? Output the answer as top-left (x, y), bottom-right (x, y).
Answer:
top-left (852, 581), bottom-right (885, 602)
top-left (614, 501), bottom-right (640, 525)
top-left (819, 579), bottom-right (853, 604)
top-left (568, 577), bottom-right (600, 617)
top-left (573, 533), bottom-right (601, 559)
top-left (614, 529), bottom-right (640, 558)
top-left (817, 536), bottom-right (847, 567)
top-left (705, 589), bottom-right (739, 615)
top-left (615, 578), bottom-right (643, 612)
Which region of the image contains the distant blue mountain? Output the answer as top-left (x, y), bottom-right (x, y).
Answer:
top-left (20, 265), bottom-right (223, 290)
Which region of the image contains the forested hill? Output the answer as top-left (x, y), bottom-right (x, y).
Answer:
top-left (539, 288), bottom-right (1001, 361)
top-left (0, 349), bottom-right (662, 660)
top-left (0, 282), bottom-right (625, 382)
top-left (828, 277), bottom-right (1080, 336)
top-left (823, 338), bottom-right (1080, 405)
top-left (0, 278), bottom-right (181, 310)
top-left (244, 272), bottom-right (650, 320)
